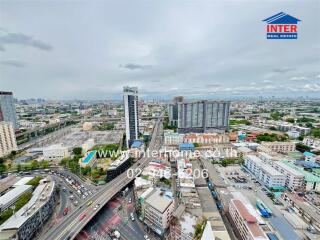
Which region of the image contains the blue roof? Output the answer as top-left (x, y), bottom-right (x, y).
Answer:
top-left (179, 143), bottom-right (195, 148)
top-left (296, 160), bottom-right (320, 169)
top-left (131, 140), bottom-right (143, 148)
top-left (263, 12), bottom-right (301, 24)
top-left (303, 151), bottom-right (315, 157)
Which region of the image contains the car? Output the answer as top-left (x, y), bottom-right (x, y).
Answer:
top-left (144, 235), bottom-right (150, 240)
top-left (128, 198), bottom-right (132, 203)
top-left (79, 213), bottom-right (87, 221)
top-left (87, 200), bottom-right (93, 206)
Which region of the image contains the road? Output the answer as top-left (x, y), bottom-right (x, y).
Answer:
top-left (39, 117), bottom-right (163, 240)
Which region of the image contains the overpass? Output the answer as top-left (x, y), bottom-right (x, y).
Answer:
top-left (39, 117), bottom-right (163, 240)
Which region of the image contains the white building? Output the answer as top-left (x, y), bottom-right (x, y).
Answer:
top-left (141, 188), bottom-right (175, 236)
top-left (0, 122), bottom-right (17, 157)
top-left (271, 161), bottom-right (304, 191)
top-left (177, 159), bottom-right (196, 193)
top-left (43, 144), bottom-right (70, 161)
top-left (286, 130), bottom-right (300, 139)
top-left (258, 164), bottom-right (286, 189)
top-left (0, 185), bottom-right (32, 213)
top-left (229, 199), bottom-right (268, 240)
top-left (164, 130), bottom-right (184, 145)
top-left (245, 155), bottom-right (286, 188)
top-left (303, 137), bottom-right (320, 150)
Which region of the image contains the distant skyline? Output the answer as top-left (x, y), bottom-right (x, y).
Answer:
top-left (1, 0), bottom-right (319, 100)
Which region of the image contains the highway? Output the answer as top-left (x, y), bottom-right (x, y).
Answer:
top-left (39, 117), bottom-right (163, 240)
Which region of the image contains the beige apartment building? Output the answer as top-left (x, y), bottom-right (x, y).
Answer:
top-left (0, 121), bottom-right (18, 157)
top-left (261, 141), bottom-right (296, 153)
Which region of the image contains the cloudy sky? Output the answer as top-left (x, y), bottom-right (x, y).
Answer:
top-left (0, 0), bottom-right (319, 100)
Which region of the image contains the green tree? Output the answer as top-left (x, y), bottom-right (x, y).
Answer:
top-left (286, 118), bottom-right (295, 123)
top-left (311, 128), bottom-right (320, 138)
top-left (72, 147), bottom-right (82, 156)
top-left (31, 160), bottom-right (39, 170)
top-left (27, 176), bottom-right (42, 187)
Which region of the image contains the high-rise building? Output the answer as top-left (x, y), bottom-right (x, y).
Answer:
top-left (168, 96), bottom-right (184, 126)
top-left (0, 91), bottom-right (18, 129)
top-left (0, 121), bottom-right (18, 157)
top-left (177, 100), bottom-right (230, 133)
top-left (123, 86), bottom-right (139, 147)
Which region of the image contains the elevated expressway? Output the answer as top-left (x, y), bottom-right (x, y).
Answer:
top-left (40, 118), bottom-right (163, 240)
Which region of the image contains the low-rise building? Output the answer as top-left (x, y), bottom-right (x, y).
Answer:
top-left (0, 178), bottom-right (55, 240)
top-left (183, 133), bottom-right (229, 145)
top-left (169, 206), bottom-right (197, 240)
top-left (106, 153), bottom-right (131, 182)
top-left (244, 155), bottom-right (286, 189)
top-left (271, 161), bottom-right (304, 191)
top-left (261, 141), bottom-right (295, 153)
top-left (229, 199), bottom-right (268, 240)
top-left (0, 185), bottom-right (33, 213)
top-left (164, 130), bottom-right (184, 145)
top-left (43, 144), bottom-right (70, 161)
top-left (303, 137), bottom-right (320, 150)
top-left (139, 187), bottom-right (175, 236)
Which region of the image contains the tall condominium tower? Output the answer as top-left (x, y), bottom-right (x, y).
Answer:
top-left (0, 91), bottom-right (18, 129)
top-left (177, 100), bottom-right (230, 133)
top-left (168, 96), bottom-right (184, 126)
top-left (123, 86), bottom-right (139, 147)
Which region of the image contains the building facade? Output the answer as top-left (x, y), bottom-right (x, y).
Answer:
top-left (43, 144), bottom-right (70, 161)
top-left (261, 141), bottom-right (296, 153)
top-left (177, 101), bottom-right (230, 133)
top-left (229, 199), bottom-right (268, 240)
top-left (168, 96), bottom-right (184, 126)
top-left (271, 161), bottom-right (304, 191)
top-left (0, 122), bottom-right (18, 157)
top-left (123, 86), bottom-right (139, 147)
top-left (0, 178), bottom-right (56, 240)
top-left (0, 91), bottom-right (18, 129)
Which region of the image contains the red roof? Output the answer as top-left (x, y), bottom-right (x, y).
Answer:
top-left (233, 199), bottom-right (257, 223)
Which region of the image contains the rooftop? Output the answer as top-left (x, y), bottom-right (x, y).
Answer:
top-left (0, 178), bottom-right (55, 230)
top-left (232, 199), bottom-right (267, 239)
top-left (131, 140), bottom-right (143, 148)
top-left (108, 153), bottom-right (129, 169)
top-left (282, 161), bottom-right (320, 183)
top-left (13, 177), bottom-right (34, 187)
top-left (0, 185), bottom-right (32, 208)
top-left (145, 188), bottom-right (173, 213)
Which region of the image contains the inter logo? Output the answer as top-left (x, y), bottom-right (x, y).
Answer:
top-left (263, 12), bottom-right (301, 39)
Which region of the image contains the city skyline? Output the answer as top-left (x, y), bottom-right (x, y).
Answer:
top-left (1, 0), bottom-right (319, 100)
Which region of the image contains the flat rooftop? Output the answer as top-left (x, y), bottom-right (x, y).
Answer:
top-left (0, 185), bottom-right (32, 208)
top-left (13, 177), bottom-right (34, 187)
top-left (0, 176), bottom-right (19, 195)
top-left (282, 161), bottom-right (320, 183)
top-left (145, 188), bottom-right (173, 213)
top-left (0, 178), bottom-right (55, 230)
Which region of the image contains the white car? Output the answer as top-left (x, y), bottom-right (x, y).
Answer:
top-left (144, 235), bottom-right (150, 240)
